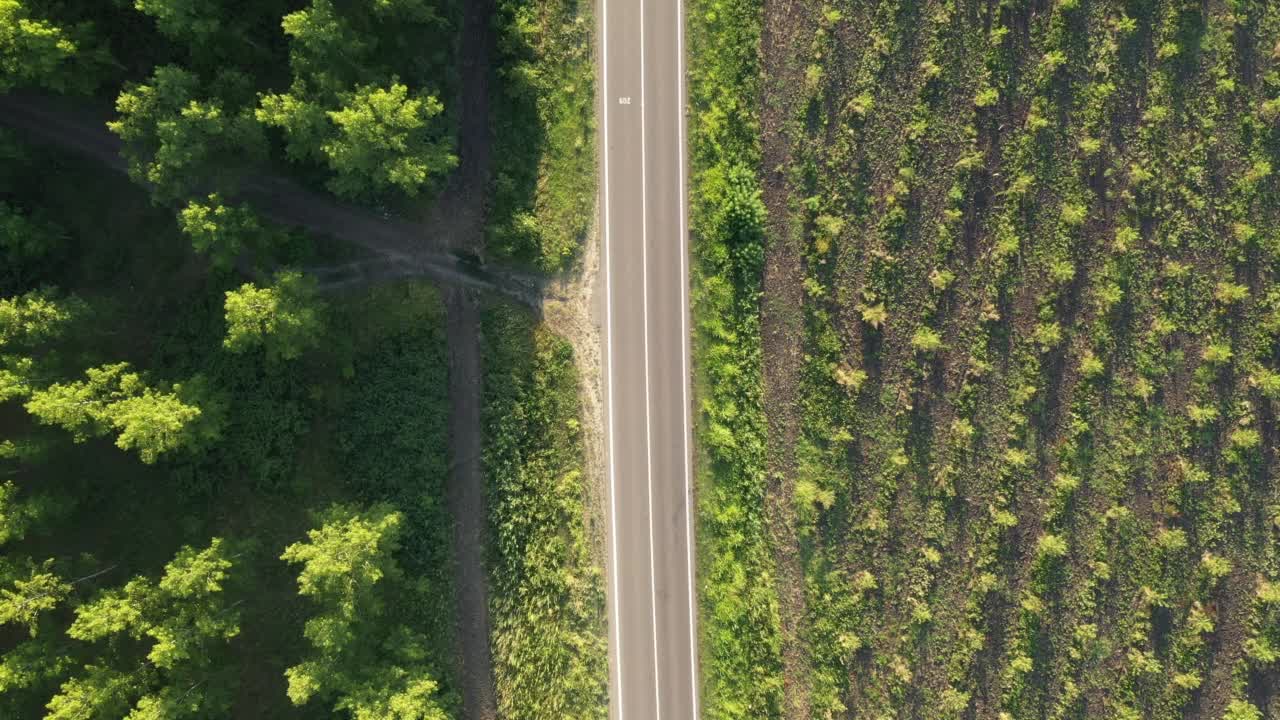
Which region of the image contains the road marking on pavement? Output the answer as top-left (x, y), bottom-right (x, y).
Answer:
top-left (675, 0), bottom-right (700, 712)
top-left (638, 0), bottom-right (664, 713)
top-left (599, 0), bottom-right (626, 714)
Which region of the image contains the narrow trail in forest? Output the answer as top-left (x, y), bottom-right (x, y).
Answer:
top-left (436, 0), bottom-right (500, 713)
top-left (0, 95), bottom-right (542, 307)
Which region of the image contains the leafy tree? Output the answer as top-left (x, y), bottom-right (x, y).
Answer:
top-left (48, 538), bottom-right (243, 719)
top-left (223, 270), bottom-right (324, 361)
top-left (132, 0), bottom-right (222, 42)
top-left (281, 504), bottom-right (448, 720)
top-left (277, 0), bottom-right (368, 88)
top-left (110, 65), bottom-right (266, 204)
top-left (257, 0), bottom-right (456, 199)
top-left (0, 289), bottom-right (84, 350)
top-left (177, 194), bottom-right (261, 269)
top-left (0, 0), bottom-right (79, 93)
top-left (0, 203), bottom-right (66, 292)
top-left (0, 561), bottom-right (70, 636)
top-left (322, 82), bottom-right (455, 198)
top-left (260, 81), bottom-right (455, 199)
top-left (24, 363), bottom-right (218, 463)
top-left (0, 290), bottom-right (85, 404)
top-left (44, 665), bottom-right (137, 720)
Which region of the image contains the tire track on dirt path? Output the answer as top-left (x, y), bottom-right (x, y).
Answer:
top-left (438, 0), bottom-right (499, 714)
top-left (444, 286), bottom-right (497, 720)
top-left (0, 95), bottom-right (544, 306)
top-left (758, 0), bottom-right (818, 715)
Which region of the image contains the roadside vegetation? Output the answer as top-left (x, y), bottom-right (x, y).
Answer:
top-left (480, 303), bottom-right (608, 718)
top-left (694, 0), bottom-right (1280, 717)
top-left (488, 0), bottom-right (597, 272)
top-left (685, 0), bottom-right (787, 715)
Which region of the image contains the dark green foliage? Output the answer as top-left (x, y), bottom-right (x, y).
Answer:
top-left (488, 0), bottom-right (596, 271)
top-left (0, 0), bottom-right (105, 94)
top-left (109, 65), bottom-right (266, 205)
top-left (0, 136), bottom-right (460, 717)
top-left (0, 203), bottom-right (67, 294)
top-left (281, 504), bottom-right (449, 719)
top-left (480, 303), bottom-right (607, 718)
top-left (255, 0), bottom-right (457, 200)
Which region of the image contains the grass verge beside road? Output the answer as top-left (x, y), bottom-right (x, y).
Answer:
top-left (685, 0), bottom-right (786, 715)
top-left (480, 302), bottom-right (609, 719)
top-left (489, 0), bottom-right (597, 273)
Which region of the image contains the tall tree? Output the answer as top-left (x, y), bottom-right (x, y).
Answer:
top-left (0, 289), bottom-right (85, 405)
top-left (0, 203), bottom-right (66, 293)
top-left (223, 270), bottom-right (325, 362)
top-left (281, 504), bottom-right (448, 720)
top-left (256, 0), bottom-right (456, 199)
top-left (110, 65), bottom-right (266, 204)
top-left (132, 0), bottom-right (223, 42)
top-left (259, 80), bottom-right (455, 200)
top-left (176, 194), bottom-right (262, 269)
top-left (323, 82), bottom-right (455, 199)
top-left (0, 0), bottom-right (80, 93)
top-left (24, 363), bottom-right (220, 464)
top-left (46, 538), bottom-right (244, 719)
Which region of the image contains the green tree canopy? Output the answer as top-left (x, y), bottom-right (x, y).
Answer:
top-left (0, 0), bottom-right (79, 93)
top-left (0, 290), bottom-right (86, 404)
top-left (24, 363), bottom-right (218, 463)
top-left (256, 0), bottom-right (456, 199)
top-left (0, 203), bottom-right (66, 292)
top-left (110, 65), bottom-right (266, 204)
top-left (132, 0), bottom-right (222, 42)
top-left (177, 194), bottom-right (261, 269)
top-left (323, 82), bottom-right (455, 198)
top-left (46, 538), bottom-right (244, 720)
top-left (0, 289), bottom-right (84, 350)
top-left (259, 81), bottom-right (455, 199)
top-left (281, 504), bottom-right (448, 720)
top-left (223, 270), bottom-right (324, 362)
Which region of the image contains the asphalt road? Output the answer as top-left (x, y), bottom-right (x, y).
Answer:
top-left (600, 0), bottom-right (699, 716)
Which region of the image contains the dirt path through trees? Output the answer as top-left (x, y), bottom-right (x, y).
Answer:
top-left (435, 0), bottom-right (499, 714)
top-left (0, 96), bottom-right (543, 305)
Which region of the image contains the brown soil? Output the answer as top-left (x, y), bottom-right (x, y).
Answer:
top-left (444, 286), bottom-right (498, 720)
top-left (539, 208), bottom-right (609, 576)
top-left (757, 0), bottom-right (819, 715)
top-left (438, 0), bottom-right (500, 715)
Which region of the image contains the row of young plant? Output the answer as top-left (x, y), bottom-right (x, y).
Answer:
top-left (777, 0), bottom-right (1280, 717)
top-left (479, 304), bottom-right (608, 719)
top-left (685, 0), bottom-right (787, 712)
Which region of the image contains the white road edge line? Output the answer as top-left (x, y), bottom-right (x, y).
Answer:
top-left (599, 0), bottom-right (625, 715)
top-left (638, 0), bottom-right (664, 714)
top-left (675, 0), bottom-right (700, 712)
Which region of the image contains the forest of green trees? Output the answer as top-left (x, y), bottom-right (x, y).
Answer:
top-left (0, 0), bottom-right (600, 718)
top-left (688, 0), bottom-right (1280, 718)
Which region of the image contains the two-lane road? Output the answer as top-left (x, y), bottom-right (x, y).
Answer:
top-left (600, 0), bottom-right (699, 715)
